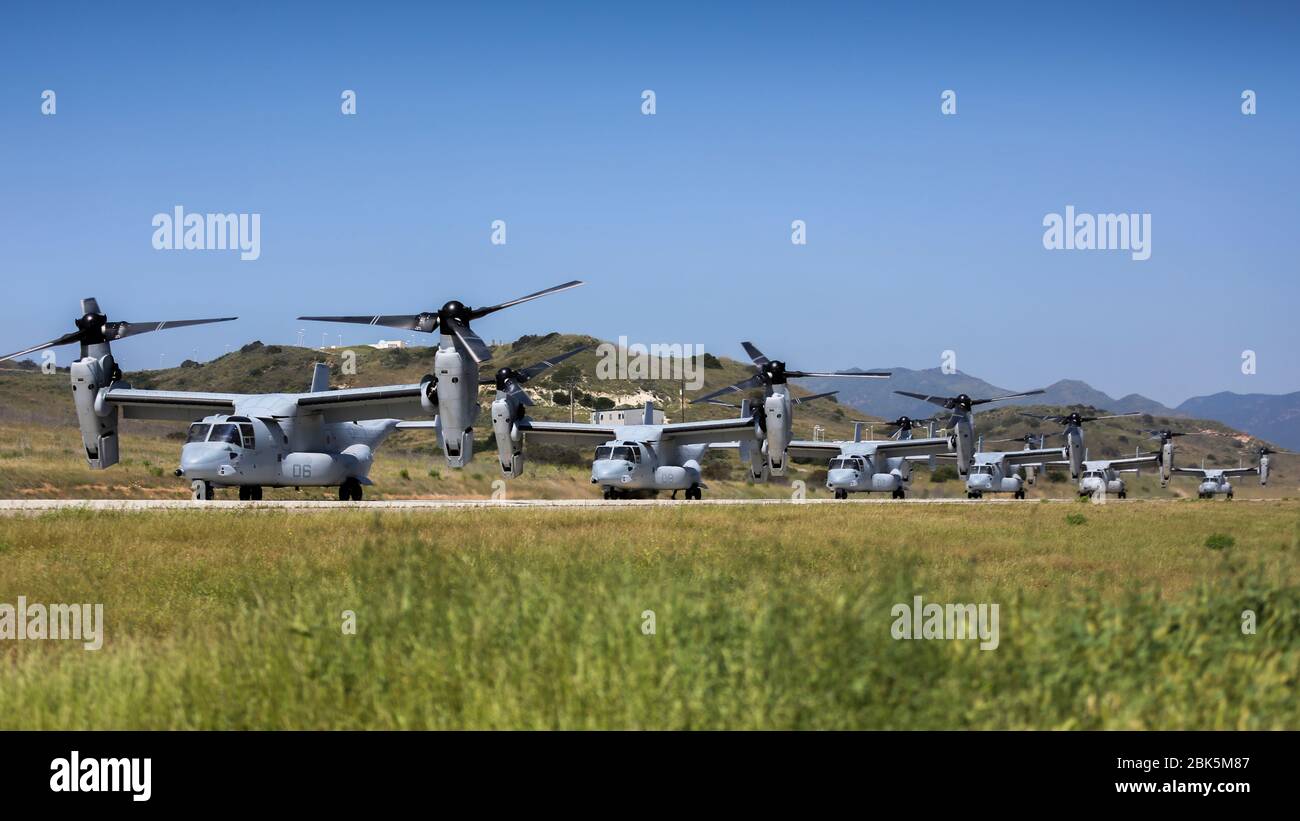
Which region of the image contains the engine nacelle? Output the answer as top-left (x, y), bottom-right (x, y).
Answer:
top-left (763, 390), bottom-right (792, 476)
top-left (1066, 427), bottom-right (1084, 479)
top-left (70, 356), bottom-right (119, 469)
top-left (1260, 453), bottom-right (1270, 486)
top-left (952, 415), bottom-right (974, 477)
top-left (491, 395), bottom-right (525, 478)
top-left (1160, 440), bottom-right (1174, 486)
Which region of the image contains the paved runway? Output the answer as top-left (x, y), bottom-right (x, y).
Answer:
top-left (0, 496), bottom-right (1193, 513)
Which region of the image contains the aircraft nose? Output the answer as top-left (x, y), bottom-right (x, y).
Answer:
top-left (969, 475), bottom-right (992, 489)
top-left (591, 460), bottom-right (633, 483)
top-left (180, 444), bottom-right (229, 476)
top-left (826, 469), bottom-right (859, 488)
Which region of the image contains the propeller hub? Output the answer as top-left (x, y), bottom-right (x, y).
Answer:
top-left (762, 360), bottom-right (787, 385)
top-left (439, 300), bottom-right (470, 324)
top-left (495, 367), bottom-right (520, 390)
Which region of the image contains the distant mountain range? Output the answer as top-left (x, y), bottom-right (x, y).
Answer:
top-left (799, 368), bottom-right (1299, 449)
top-left (1175, 391), bottom-right (1300, 451)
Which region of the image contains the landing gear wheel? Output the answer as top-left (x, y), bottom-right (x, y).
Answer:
top-left (238, 486), bottom-right (250, 501)
top-left (1118, 491), bottom-right (1127, 499)
top-left (1226, 492), bottom-right (1233, 501)
top-left (834, 488), bottom-right (848, 500)
top-left (340, 478), bottom-right (363, 502)
top-left (602, 487), bottom-right (614, 500)
top-left (685, 485), bottom-right (702, 501)
top-left (891, 489), bottom-right (905, 499)
top-left (191, 480), bottom-right (213, 501)
top-left (1014, 490), bottom-right (1025, 500)
top-left (250, 486), bottom-right (263, 501)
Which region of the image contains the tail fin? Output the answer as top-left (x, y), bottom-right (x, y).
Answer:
top-left (853, 422), bottom-right (864, 443)
top-left (310, 363), bottom-right (330, 392)
top-left (643, 401), bottom-right (655, 425)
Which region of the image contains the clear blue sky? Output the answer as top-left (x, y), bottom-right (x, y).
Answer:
top-left (2, 1), bottom-right (1296, 406)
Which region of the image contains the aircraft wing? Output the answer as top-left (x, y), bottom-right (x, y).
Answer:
top-left (1001, 447), bottom-right (1069, 467)
top-left (1219, 466), bottom-right (1259, 477)
top-left (659, 416), bottom-right (762, 446)
top-left (101, 387), bottom-right (242, 422)
top-left (1102, 453), bottom-right (1161, 473)
top-left (869, 437), bottom-right (953, 459)
top-left (513, 419), bottom-right (620, 447)
top-left (1172, 466), bottom-right (1208, 476)
top-left (294, 384), bottom-right (427, 423)
top-left (786, 440), bottom-right (843, 460)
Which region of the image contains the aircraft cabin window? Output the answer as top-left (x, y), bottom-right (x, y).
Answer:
top-left (209, 424), bottom-right (243, 446)
top-left (239, 424), bottom-right (256, 449)
top-left (186, 423), bottom-right (212, 444)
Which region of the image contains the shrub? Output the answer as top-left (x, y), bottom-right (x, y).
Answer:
top-left (1205, 533), bottom-right (1235, 550)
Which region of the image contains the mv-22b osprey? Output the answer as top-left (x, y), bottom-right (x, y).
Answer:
top-left (784, 417), bottom-right (955, 499)
top-left (300, 280), bottom-right (584, 467)
top-left (1, 299), bottom-right (450, 501)
top-left (935, 433), bottom-right (1067, 499)
top-left (487, 342), bottom-right (879, 499)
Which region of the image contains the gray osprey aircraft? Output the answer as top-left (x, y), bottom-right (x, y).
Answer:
top-left (1019, 410), bottom-right (1141, 478)
top-left (495, 399), bottom-right (762, 500)
top-left (299, 280), bottom-right (583, 467)
top-left (893, 388), bottom-right (1048, 475)
top-left (1, 299), bottom-right (438, 501)
top-left (785, 417), bottom-right (954, 499)
top-left (1059, 451), bottom-right (1163, 499)
top-left (1169, 447), bottom-right (1275, 500)
top-left (932, 433), bottom-right (1068, 499)
top-left (692, 341), bottom-right (890, 478)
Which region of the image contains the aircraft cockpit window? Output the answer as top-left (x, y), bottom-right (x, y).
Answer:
top-left (611, 446), bottom-right (639, 462)
top-left (239, 424), bottom-right (256, 449)
top-left (972, 465), bottom-right (993, 475)
top-left (830, 458), bottom-right (862, 470)
top-left (209, 424), bottom-right (243, 446)
top-left (595, 446), bottom-right (613, 460)
top-left (186, 423), bottom-right (212, 444)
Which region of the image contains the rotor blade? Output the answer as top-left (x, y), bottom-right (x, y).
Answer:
top-left (789, 370), bottom-right (890, 379)
top-left (791, 390), bottom-right (839, 405)
top-left (506, 381), bottom-right (534, 406)
top-left (704, 399), bottom-right (742, 408)
top-left (447, 317), bottom-right (492, 364)
top-left (0, 330), bottom-right (85, 362)
top-left (739, 341), bottom-right (770, 366)
top-left (469, 280), bottom-right (585, 319)
top-left (690, 374), bottom-right (764, 405)
top-left (297, 314), bottom-right (437, 332)
top-left (1080, 412), bottom-right (1142, 422)
top-left (518, 345), bottom-right (589, 381)
top-left (1019, 412), bottom-right (1062, 422)
top-left (969, 389), bottom-right (1047, 406)
top-left (104, 317), bottom-right (238, 341)
top-left (894, 390), bottom-right (955, 407)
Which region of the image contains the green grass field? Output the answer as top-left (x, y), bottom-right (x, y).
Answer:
top-left (2, 502), bottom-right (1298, 729)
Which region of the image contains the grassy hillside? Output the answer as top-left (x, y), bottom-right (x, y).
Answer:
top-left (2, 502), bottom-right (1298, 729)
